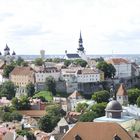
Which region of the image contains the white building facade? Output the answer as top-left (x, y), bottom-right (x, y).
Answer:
top-left (107, 58), bottom-right (132, 78)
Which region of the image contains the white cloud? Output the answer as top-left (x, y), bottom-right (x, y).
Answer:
top-left (0, 0), bottom-right (140, 54)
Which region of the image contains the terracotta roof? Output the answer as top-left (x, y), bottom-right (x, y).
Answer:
top-left (10, 67), bottom-right (34, 76)
top-left (68, 90), bottom-right (82, 99)
top-left (77, 68), bottom-right (102, 74)
top-left (117, 84), bottom-right (128, 96)
top-left (107, 58), bottom-right (130, 65)
top-left (62, 122), bottom-right (133, 140)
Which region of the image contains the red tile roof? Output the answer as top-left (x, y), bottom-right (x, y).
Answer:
top-left (10, 67), bottom-right (34, 76)
top-left (117, 84), bottom-right (128, 96)
top-left (62, 122), bottom-right (133, 140)
top-left (107, 58), bottom-right (130, 65)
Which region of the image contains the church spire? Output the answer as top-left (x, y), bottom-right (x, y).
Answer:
top-left (77, 31), bottom-right (84, 52)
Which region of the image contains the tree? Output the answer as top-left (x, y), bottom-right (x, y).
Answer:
top-left (97, 61), bottom-right (116, 78)
top-left (9, 112), bottom-right (23, 121)
top-left (38, 114), bottom-right (59, 133)
top-left (12, 96), bottom-right (31, 110)
top-left (79, 111), bottom-right (97, 122)
top-left (127, 88), bottom-right (140, 104)
top-left (92, 90), bottom-right (110, 103)
top-left (46, 104), bottom-right (65, 118)
top-left (17, 130), bottom-right (36, 140)
top-left (76, 103), bottom-right (88, 113)
top-left (34, 58), bottom-right (44, 66)
top-left (137, 96), bottom-right (140, 107)
top-left (26, 82), bottom-right (35, 97)
top-left (45, 76), bottom-right (56, 95)
top-left (90, 102), bottom-right (107, 117)
top-left (74, 59), bottom-right (87, 67)
top-left (64, 60), bottom-right (72, 67)
top-left (22, 61), bottom-right (28, 67)
top-left (0, 81), bottom-right (16, 99)
top-left (3, 64), bottom-right (15, 78)
top-left (16, 56), bottom-right (24, 66)
top-left (1, 112), bottom-right (11, 122)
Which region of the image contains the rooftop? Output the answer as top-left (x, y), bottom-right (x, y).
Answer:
top-left (107, 58), bottom-right (130, 65)
top-left (62, 122), bottom-right (133, 140)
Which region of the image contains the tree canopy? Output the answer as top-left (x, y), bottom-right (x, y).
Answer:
top-left (26, 82), bottom-right (35, 97)
top-left (34, 58), bottom-right (44, 66)
top-left (137, 96), bottom-right (140, 107)
top-left (127, 88), bottom-right (140, 105)
top-left (92, 90), bottom-right (110, 103)
top-left (12, 96), bottom-right (31, 110)
top-left (16, 56), bottom-right (25, 66)
top-left (3, 64), bottom-right (15, 78)
top-left (74, 59), bottom-right (87, 67)
top-left (38, 104), bottom-right (63, 132)
top-left (76, 103), bottom-right (88, 113)
top-left (90, 102), bottom-right (107, 117)
top-left (79, 111), bottom-right (98, 122)
top-left (17, 130), bottom-right (36, 140)
top-left (97, 61), bottom-right (116, 78)
top-left (0, 81), bottom-right (16, 99)
top-left (45, 76), bottom-right (56, 95)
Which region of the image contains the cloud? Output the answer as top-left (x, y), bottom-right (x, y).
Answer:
top-left (0, 0), bottom-right (140, 54)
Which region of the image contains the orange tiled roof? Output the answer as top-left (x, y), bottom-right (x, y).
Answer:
top-left (62, 122), bottom-right (133, 140)
top-left (10, 67), bottom-right (34, 76)
top-left (107, 58), bottom-right (130, 65)
top-left (68, 90), bottom-right (82, 99)
top-left (117, 84), bottom-right (127, 96)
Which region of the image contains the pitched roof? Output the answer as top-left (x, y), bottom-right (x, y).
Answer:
top-left (57, 118), bottom-right (68, 127)
top-left (66, 54), bottom-right (80, 59)
top-left (77, 68), bottom-right (102, 74)
top-left (10, 67), bottom-right (34, 76)
top-left (62, 122), bottom-right (133, 140)
top-left (68, 90), bottom-right (82, 99)
top-left (107, 58), bottom-right (130, 65)
top-left (117, 84), bottom-right (128, 96)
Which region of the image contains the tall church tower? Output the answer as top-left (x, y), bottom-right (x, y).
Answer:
top-left (77, 32), bottom-right (87, 61)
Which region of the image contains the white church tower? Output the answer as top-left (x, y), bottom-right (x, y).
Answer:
top-left (116, 83), bottom-right (128, 106)
top-left (77, 32), bottom-right (87, 61)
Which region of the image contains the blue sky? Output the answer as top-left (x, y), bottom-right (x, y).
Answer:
top-left (0, 0), bottom-right (140, 55)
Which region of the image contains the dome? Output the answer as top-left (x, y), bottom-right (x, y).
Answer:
top-left (105, 100), bottom-right (122, 111)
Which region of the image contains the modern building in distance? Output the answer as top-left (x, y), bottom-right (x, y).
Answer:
top-left (64, 32), bottom-right (87, 61)
top-left (40, 50), bottom-right (45, 60)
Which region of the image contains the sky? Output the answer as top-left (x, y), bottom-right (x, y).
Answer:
top-left (0, 0), bottom-right (140, 55)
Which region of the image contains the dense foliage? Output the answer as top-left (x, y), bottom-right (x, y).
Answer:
top-left (34, 58), bottom-right (44, 66)
top-left (97, 61), bottom-right (116, 78)
top-left (76, 103), bottom-right (88, 113)
top-left (90, 102), bottom-right (107, 117)
top-left (17, 130), bottom-right (36, 140)
top-left (127, 88), bottom-right (140, 104)
top-left (79, 111), bottom-right (98, 122)
top-left (12, 96), bottom-right (31, 110)
top-left (0, 81), bottom-right (16, 99)
top-left (3, 64), bottom-right (15, 78)
top-left (38, 104), bottom-right (65, 132)
top-left (26, 82), bottom-right (35, 97)
top-left (45, 76), bottom-right (56, 95)
top-left (92, 90), bottom-right (110, 103)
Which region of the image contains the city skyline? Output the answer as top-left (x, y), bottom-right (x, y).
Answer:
top-left (0, 0), bottom-right (140, 55)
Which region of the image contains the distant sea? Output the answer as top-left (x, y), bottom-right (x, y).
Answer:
top-left (18, 54), bottom-right (140, 64)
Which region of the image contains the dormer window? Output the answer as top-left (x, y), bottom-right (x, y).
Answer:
top-left (113, 134), bottom-right (121, 140)
top-left (75, 134), bottom-right (82, 140)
